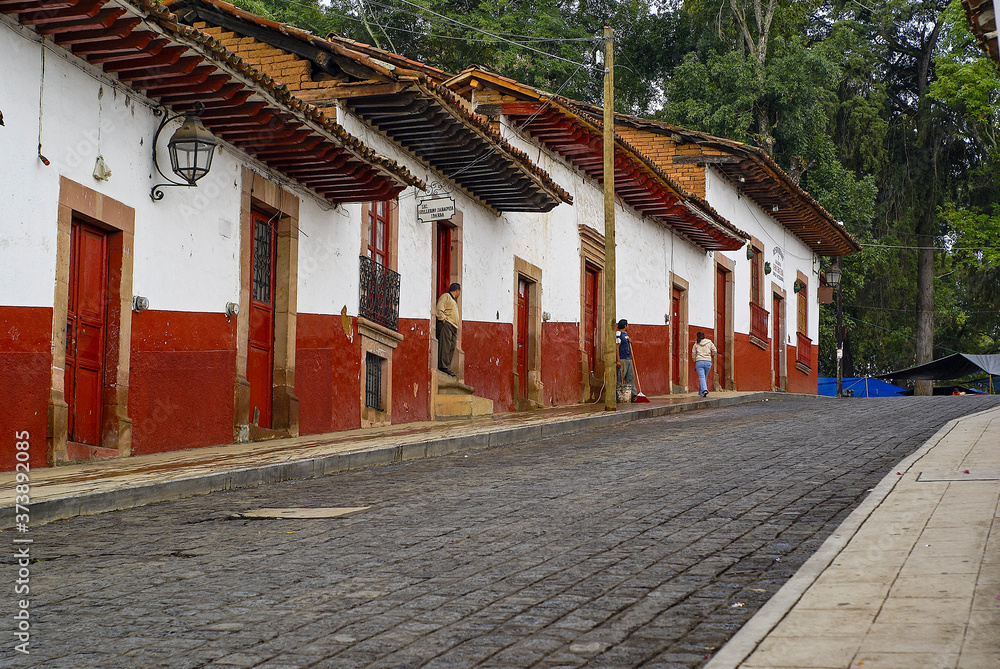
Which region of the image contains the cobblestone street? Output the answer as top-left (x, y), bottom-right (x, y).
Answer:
top-left (4, 395), bottom-right (999, 669)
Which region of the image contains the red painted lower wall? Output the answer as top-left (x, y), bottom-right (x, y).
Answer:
top-left (463, 320), bottom-right (515, 413)
top-left (628, 324), bottom-right (671, 396)
top-left (393, 318), bottom-right (431, 423)
top-left (786, 344), bottom-right (819, 394)
top-left (732, 332), bottom-right (775, 391)
top-left (0, 307), bottom-right (53, 470)
top-left (540, 322), bottom-right (580, 406)
top-left (128, 310), bottom-right (236, 455)
top-left (296, 313), bottom-right (361, 435)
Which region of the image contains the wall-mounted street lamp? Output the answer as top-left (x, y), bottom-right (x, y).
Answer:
top-left (824, 261), bottom-right (844, 397)
top-left (150, 103), bottom-right (217, 201)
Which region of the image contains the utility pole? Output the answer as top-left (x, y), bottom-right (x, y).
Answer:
top-left (603, 26), bottom-right (617, 411)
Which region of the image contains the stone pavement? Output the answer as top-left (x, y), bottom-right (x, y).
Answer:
top-left (1, 395), bottom-right (997, 668)
top-left (707, 404), bottom-right (1000, 669)
top-left (0, 391), bottom-right (758, 528)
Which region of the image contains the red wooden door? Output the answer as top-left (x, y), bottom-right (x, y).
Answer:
top-left (583, 265), bottom-right (598, 373)
top-left (715, 268), bottom-right (727, 391)
top-left (66, 219), bottom-right (109, 446)
top-left (517, 278), bottom-right (529, 398)
top-left (773, 293), bottom-right (783, 389)
top-left (671, 288), bottom-right (681, 386)
top-left (248, 211), bottom-right (277, 428)
top-left (436, 223), bottom-right (452, 298)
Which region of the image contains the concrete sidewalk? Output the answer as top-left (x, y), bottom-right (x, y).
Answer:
top-left (1, 391), bottom-right (764, 529)
top-left (707, 405), bottom-right (1000, 669)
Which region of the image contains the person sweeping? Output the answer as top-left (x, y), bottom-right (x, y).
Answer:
top-left (616, 319), bottom-right (637, 402)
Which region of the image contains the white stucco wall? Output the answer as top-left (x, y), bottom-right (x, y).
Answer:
top-left (499, 121), bottom-right (731, 331)
top-left (705, 169), bottom-right (820, 340)
top-left (0, 21), bottom-right (254, 314)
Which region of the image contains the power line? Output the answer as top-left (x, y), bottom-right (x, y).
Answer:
top-left (843, 314), bottom-right (960, 354)
top-left (361, 0), bottom-right (592, 66)
top-left (844, 303), bottom-right (1000, 315)
top-left (265, 0), bottom-right (597, 48)
top-left (359, 0), bottom-right (598, 44)
top-left (863, 243), bottom-right (1000, 250)
top-left (446, 60), bottom-right (590, 182)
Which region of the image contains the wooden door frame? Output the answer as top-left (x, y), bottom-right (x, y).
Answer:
top-left (235, 168), bottom-right (299, 442)
top-left (579, 225), bottom-right (605, 402)
top-left (247, 209), bottom-right (278, 429)
top-left (429, 209), bottom-right (464, 418)
top-left (669, 274), bottom-right (689, 393)
top-left (714, 253), bottom-right (736, 391)
top-left (772, 282), bottom-right (787, 391)
top-left (512, 256), bottom-right (543, 409)
top-left (49, 177), bottom-right (135, 465)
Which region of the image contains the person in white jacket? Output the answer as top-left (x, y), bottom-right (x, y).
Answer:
top-left (691, 331), bottom-right (717, 397)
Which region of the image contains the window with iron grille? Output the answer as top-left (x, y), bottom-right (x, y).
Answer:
top-left (252, 214), bottom-right (274, 304)
top-left (365, 352), bottom-right (384, 411)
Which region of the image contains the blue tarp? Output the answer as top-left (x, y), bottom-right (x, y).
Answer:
top-left (818, 377), bottom-right (907, 397)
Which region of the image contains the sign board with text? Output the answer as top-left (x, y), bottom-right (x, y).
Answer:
top-left (771, 246), bottom-right (785, 282)
top-left (417, 196), bottom-right (455, 223)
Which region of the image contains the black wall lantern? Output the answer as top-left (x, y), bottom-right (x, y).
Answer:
top-left (150, 103), bottom-right (217, 200)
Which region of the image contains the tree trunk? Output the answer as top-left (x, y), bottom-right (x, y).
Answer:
top-left (914, 245), bottom-right (934, 396)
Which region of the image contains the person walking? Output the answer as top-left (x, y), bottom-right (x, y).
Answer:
top-left (436, 283), bottom-right (461, 377)
top-left (616, 319), bottom-right (636, 401)
top-left (691, 331), bottom-right (717, 398)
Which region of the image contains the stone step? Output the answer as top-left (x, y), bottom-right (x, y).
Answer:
top-left (437, 371), bottom-right (476, 395)
top-left (434, 393), bottom-right (494, 420)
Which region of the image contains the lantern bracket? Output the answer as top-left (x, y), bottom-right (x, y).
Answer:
top-left (150, 102), bottom-right (213, 201)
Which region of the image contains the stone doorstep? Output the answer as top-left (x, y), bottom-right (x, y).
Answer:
top-left (434, 394), bottom-right (494, 420)
top-left (65, 442), bottom-right (119, 462)
top-left (437, 372), bottom-right (477, 395)
top-left (0, 391), bottom-right (768, 528)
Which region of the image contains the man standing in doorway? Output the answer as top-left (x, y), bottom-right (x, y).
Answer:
top-left (436, 282), bottom-right (461, 377)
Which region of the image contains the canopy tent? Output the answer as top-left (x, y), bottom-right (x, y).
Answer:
top-left (818, 377), bottom-right (907, 397)
top-left (875, 353), bottom-right (1000, 381)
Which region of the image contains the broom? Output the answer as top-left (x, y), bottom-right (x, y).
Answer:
top-left (630, 344), bottom-right (651, 403)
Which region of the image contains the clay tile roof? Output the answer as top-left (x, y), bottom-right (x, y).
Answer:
top-left (447, 67), bottom-right (750, 251)
top-left (2, 0), bottom-right (425, 203)
top-left (607, 113), bottom-right (861, 256)
top-left (166, 0), bottom-right (570, 212)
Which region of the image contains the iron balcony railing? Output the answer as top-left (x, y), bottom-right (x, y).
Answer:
top-left (797, 332), bottom-right (813, 367)
top-left (750, 301), bottom-right (769, 340)
top-left (359, 255), bottom-right (400, 331)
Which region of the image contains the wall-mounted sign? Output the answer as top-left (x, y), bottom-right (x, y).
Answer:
top-left (417, 196), bottom-right (455, 223)
top-left (771, 246), bottom-right (785, 282)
